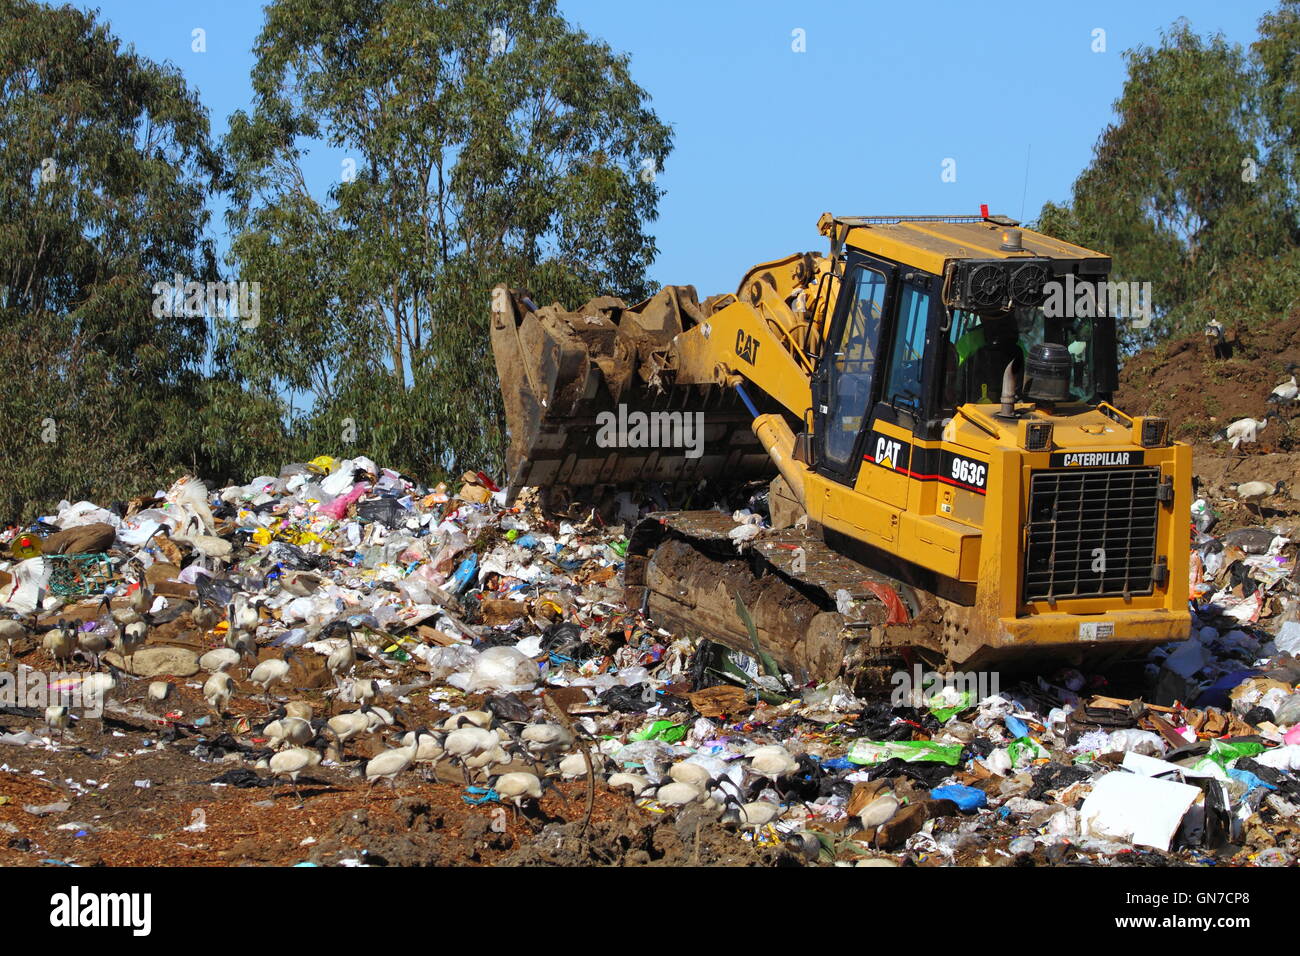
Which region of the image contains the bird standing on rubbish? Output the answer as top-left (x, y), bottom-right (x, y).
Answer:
top-left (76, 621), bottom-right (111, 670)
top-left (365, 729), bottom-right (429, 789)
top-left (41, 620), bottom-right (75, 667)
top-left (116, 618), bottom-right (148, 672)
top-left (268, 739), bottom-right (327, 802)
top-left (171, 516), bottom-right (234, 572)
top-left (519, 722), bottom-right (574, 773)
top-left (44, 705), bottom-right (71, 740)
top-left (654, 780), bottom-right (709, 808)
top-left (264, 714), bottom-right (313, 750)
top-left (200, 647), bottom-right (243, 674)
top-left (490, 771), bottom-right (559, 827)
top-left (1232, 480), bottom-right (1287, 518)
top-left (81, 664), bottom-right (121, 733)
top-left (608, 772), bottom-right (651, 796)
top-left (1212, 414), bottom-right (1273, 451)
top-left (444, 725), bottom-right (502, 784)
top-left (857, 792), bottom-right (899, 831)
top-left (204, 670), bottom-right (234, 718)
top-left (399, 727), bottom-right (447, 780)
top-left (224, 621), bottom-right (257, 661)
top-left (231, 595), bottom-right (260, 633)
top-left (746, 744), bottom-right (800, 796)
top-left (669, 761), bottom-right (714, 792)
top-left (0, 613), bottom-right (31, 661)
top-left (250, 649), bottom-right (295, 702)
top-left (326, 631), bottom-right (357, 701)
top-left (191, 601), bottom-right (220, 632)
top-left (326, 706), bottom-right (373, 756)
top-left (723, 799), bottom-right (782, 830)
top-left (559, 751), bottom-right (605, 779)
top-left (1269, 365), bottom-right (1300, 406)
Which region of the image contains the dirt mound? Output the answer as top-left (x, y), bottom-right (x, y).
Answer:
top-left (1115, 317), bottom-right (1300, 447)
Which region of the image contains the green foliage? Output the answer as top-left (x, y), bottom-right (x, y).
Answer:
top-left (0, 0), bottom-right (281, 521)
top-left (223, 0), bottom-right (672, 482)
top-left (1038, 13), bottom-right (1300, 351)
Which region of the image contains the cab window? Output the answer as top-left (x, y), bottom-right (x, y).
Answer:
top-left (881, 283), bottom-right (931, 412)
top-left (823, 265), bottom-right (887, 465)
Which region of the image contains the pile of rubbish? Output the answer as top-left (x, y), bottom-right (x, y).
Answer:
top-left (0, 456), bottom-right (1298, 867)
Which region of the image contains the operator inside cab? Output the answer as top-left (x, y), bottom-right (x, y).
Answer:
top-left (944, 308), bottom-right (1094, 409)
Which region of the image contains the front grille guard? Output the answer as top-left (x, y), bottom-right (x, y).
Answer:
top-left (1023, 467), bottom-right (1161, 602)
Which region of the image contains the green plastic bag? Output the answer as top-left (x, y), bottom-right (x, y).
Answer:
top-left (1194, 738), bottom-right (1266, 773)
top-left (1007, 736), bottom-right (1047, 768)
top-left (847, 739), bottom-right (963, 766)
top-left (629, 720), bottom-right (687, 744)
top-left (929, 690), bottom-right (974, 723)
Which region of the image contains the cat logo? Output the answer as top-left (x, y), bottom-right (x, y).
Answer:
top-left (735, 329), bottom-right (760, 364)
top-left (874, 435), bottom-right (902, 470)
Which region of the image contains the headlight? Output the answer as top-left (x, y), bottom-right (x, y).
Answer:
top-left (1139, 418), bottom-right (1168, 448)
top-left (1024, 421), bottom-right (1053, 451)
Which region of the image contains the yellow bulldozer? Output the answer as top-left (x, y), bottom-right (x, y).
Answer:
top-left (491, 212), bottom-right (1191, 687)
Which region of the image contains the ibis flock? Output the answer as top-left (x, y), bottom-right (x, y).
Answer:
top-left (1, 583), bottom-right (839, 839)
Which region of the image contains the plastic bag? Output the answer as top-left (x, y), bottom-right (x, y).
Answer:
top-left (466, 646), bottom-right (538, 693)
top-left (847, 739), bottom-right (963, 766)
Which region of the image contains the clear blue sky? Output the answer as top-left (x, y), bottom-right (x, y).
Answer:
top-left (79, 0), bottom-right (1279, 296)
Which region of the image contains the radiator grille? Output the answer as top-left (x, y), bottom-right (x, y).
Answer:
top-left (1024, 467), bottom-right (1160, 602)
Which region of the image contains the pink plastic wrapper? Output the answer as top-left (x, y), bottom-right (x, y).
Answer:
top-left (317, 482), bottom-right (367, 520)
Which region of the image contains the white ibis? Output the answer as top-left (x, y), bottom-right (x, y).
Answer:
top-left (1232, 480), bottom-right (1287, 518)
top-left (1269, 365), bottom-right (1299, 405)
top-left (1212, 415), bottom-right (1272, 451)
top-left (463, 744), bottom-right (510, 779)
top-left (327, 632), bottom-right (356, 688)
top-left (732, 800), bottom-right (782, 829)
top-left (284, 700), bottom-right (314, 722)
top-left (76, 622), bottom-right (111, 669)
top-left (444, 725), bottom-right (502, 784)
top-left (490, 771), bottom-right (557, 825)
top-left (41, 620), bottom-right (75, 666)
top-left (521, 722), bottom-right (574, 761)
top-left (440, 710), bottom-right (492, 730)
top-left (203, 671), bottom-right (234, 717)
top-left (44, 705), bottom-right (71, 740)
top-left (327, 707), bottom-right (373, 754)
top-left (669, 761), bottom-right (714, 791)
top-left (655, 781), bottom-right (707, 807)
top-left (250, 649), bottom-right (295, 700)
top-left (365, 730), bottom-right (428, 788)
top-left (858, 793), bottom-right (900, 831)
top-left (268, 741), bottom-right (325, 801)
top-left (81, 665), bottom-right (121, 733)
top-left (399, 728), bottom-right (446, 780)
top-left (263, 713), bottom-right (313, 750)
top-left (199, 648), bottom-right (242, 674)
top-left (116, 618), bottom-right (148, 671)
top-left (608, 772), bottom-right (651, 796)
top-left (747, 744), bottom-right (799, 794)
top-left (172, 516), bottom-right (233, 572)
top-left (559, 751), bottom-right (606, 779)
top-left (191, 601), bottom-right (220, 631)
top-left (0, 615), bottom-right (29, 660)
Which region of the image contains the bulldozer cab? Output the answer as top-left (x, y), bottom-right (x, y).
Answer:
top-left (811, 221), bottom-right (1120, 487)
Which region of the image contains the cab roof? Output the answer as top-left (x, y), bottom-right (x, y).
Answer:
top-left (818, 213), bottom-right (1112, 276)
